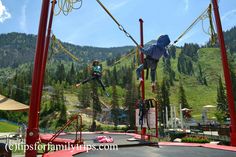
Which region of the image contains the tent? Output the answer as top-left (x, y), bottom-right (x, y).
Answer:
top-left (0, 95), bottom-right (29, 111)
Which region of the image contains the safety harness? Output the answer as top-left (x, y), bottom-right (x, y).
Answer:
top-left (138, 99), bottom-right (154, 129)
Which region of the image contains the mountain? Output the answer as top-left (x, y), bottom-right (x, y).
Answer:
top-left (100, 26), bottom-right (236, 120)
top-left (0, 26), bottom-right (236, 124)
top-left (224, 26), bottom-right (236, 52)
top-left (0, 32), bottom-right (134, 68)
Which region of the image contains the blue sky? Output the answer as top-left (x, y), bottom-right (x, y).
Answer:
top-left (0, 0), bottom-right (236, 47)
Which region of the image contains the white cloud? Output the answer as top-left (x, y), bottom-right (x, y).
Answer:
top-left (20, 0), bottom-right (28, 32)
top-left (109, 1), bottom-right (128, 11)
top-left (184, 0), bottom-right (189, 11)
top-left (222, 9), bottom-right (236, 21)
top-left (0, 0), bottom-right (11, 23)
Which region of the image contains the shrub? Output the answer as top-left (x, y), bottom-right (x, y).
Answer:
top-left (168, 131), bottom-right (187, 141)
top-left (181, 136), bottom-right (210, 143)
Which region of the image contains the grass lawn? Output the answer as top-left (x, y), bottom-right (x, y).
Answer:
top-left (0, 121), bottom-right (18, 132)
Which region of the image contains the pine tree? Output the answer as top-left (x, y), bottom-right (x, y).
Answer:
top-left (78, 84), bottom-right (91, 108)
top-left (197, 64), bottom-right (208, 86)
top-left (77, 67), bottom-right (91, 108)
top-left (169, 45), bottom-right (176, 59)
top-left (124, 71), bottom-right (138, 129)
top-left (112, 66), bottom-right (118, 84)
top-left (216, 77), bottom-right (229, 121)
top-left (228, 55), bottom-right (236, 107)
top-left (13, 73), bottom-right (28, 104)
top-left (177, 54), bottom-right (186, 74)
top-left (111, 83), bottom-right (119, 127)
top-left (163, 57), bottom-right (175, 86)
top-left (160, 79), bottom-right (170, 127)
top-left (48, 83), bottom-right (64, 112)
top-left (155, 81), bottom-right (162, 105)
top-left (56, 102), bottom-right (67, 128)
top-left (178, 80), bottom-right (190, 109)
top-left (187, 60), bottom-right (194, 75)
top-left (55, 63), bottom-right (66, 83)
top-left (91, 81), bottom-right (101, 127)
top-left (103, 69), bottom-right (110, 87)
top-left (66, 63), bottom-right (76, 85)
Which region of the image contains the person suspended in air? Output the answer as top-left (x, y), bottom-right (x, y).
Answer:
top-left (136, 35), bottom-right (171, 92)
top-left (76, 60), bottom-right (109, 96)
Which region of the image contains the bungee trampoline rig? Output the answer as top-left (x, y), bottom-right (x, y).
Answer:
top-left (17, 0), bottom-right (236, 156)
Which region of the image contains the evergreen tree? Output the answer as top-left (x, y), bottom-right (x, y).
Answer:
top-left (55, 63), bottom-right (66, 83)
top-left (178, 80), bottom-right (190, 109)
top-left (169, 45), bottom-right (176, 59)
top-left (228, 55), bottom-right (236, 107)
top-left (155, 81), bottom-right (162, 105)
top-left (77, 67), bottom-right (91, 108)
top-left (197, 64), bottom-right (208, 86)
top-left (103, 69), bottom-right (111, 87)
top-left (111, 83), bottom-right (119, 127)
top-left (177, 54), bottom-right (186, 74)
top-left (66, 63), bottom-right (76, 85)
top-left (177, 43), bottom-right (199, 75)
top-left (216, 77), bottom-right (229, 121)
top-left (13, 72), bottom-right (29, 104)
top-left (159, 79), bottom-right (170, 127)
top-left (163, 58), bottom-right (175, 86)
top-left (48, 83), bottom-right (64, 112)
top-left (91, 81), bottom-right (101, 128)
top-left (124, 72), bottom-right (138, 129)
top-left (56, 102), bottom-right (67, 128)
top-left (187, 60), bottom-right (194, 75)
top-left (78, 84), bottom-right (91, 108)
top-left (112, 66), bottom-right (118, 84)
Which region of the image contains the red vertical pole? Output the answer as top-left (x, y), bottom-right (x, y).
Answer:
top-left (139, 18), bottom-right (145, 100)
top-left (212, 0), bottom-right (236, 146)
top-left (37, 0), bottom-right (56, 127)
top-left (156, 102), bottom-right (158, 138)
top-left (25, 0), bottom-right (50, 156)
top-left (139, 18), bottom-right (146, 138)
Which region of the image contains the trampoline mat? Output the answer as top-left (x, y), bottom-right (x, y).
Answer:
top-left (58, 133), bottom-right (144, 146)
top-left (75, 146), bottom-right (236, 157)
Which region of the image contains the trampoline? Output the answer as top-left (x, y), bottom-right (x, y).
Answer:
top-left (75, 146), bottom-right (236, 157)
top-left (57, 132), bottom-right (152, 146)
top-left (42, 132), bottom-right (236, 157)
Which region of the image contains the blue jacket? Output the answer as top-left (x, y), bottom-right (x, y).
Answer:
top-left (141, 35), bottom-right (170, 60)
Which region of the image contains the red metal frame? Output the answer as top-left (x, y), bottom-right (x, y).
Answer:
top-left (26, 0), bottom-right (51, 156)
top-left (139, 18), bottom-right (145, 100)
top-left (139, 18), bottom-right (147, 138)
top-left (155, 101), bottom-right (158, 138)
top-left (43, 115), bottom-right (83, 153)
top-left (37, 0), bottom-right (57, 127)
top-left (146, 99), bottom-right (158, 139)
top-left (212, 0), bottom-right (236, 146)
top-left (134, 99), bottom-right (159, 139)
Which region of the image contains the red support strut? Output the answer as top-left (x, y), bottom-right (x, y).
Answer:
top-left (139, 18), bottom-right (147, 139)
top-left (139, 18), bottom-right (145, 100)
top-left (25, 0), bottom-right (51, 156)
top-left (37, 0), bottom-right (57, 128)
top-left (212, 0), bottom-right (236, 146)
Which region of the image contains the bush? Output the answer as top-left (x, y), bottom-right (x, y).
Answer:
top-left (181, 136), bottom-right (210, 143)
top-left (168, 131), bottom-right (187, 141)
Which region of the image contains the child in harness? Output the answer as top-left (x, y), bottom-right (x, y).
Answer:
top-left (76, 60), bottom-right (109, 96)
top-left (136, 35), bottom-right (171, 92)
